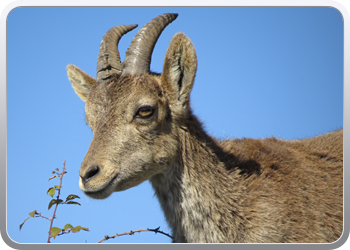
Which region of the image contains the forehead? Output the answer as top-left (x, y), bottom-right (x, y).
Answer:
top-left (89, 74), bottom-right (163, 104)
top-left (110, 74), bottom-right (162, 99)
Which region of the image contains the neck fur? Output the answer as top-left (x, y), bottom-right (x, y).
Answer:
top-left (150, 113), bottom-right (243, 243)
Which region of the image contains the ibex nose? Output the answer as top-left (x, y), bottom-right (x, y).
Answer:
top-left (81, 165), bottom-right (100, 184)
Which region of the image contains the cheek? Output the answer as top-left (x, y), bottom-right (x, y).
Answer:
top-left (122, 120), bottom-right (177, 163)
top-left (153, 134), bottom-right (178, 165)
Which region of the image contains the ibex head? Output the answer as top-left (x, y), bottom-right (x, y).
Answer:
top-left (66, 13), bottom-right (197, 199)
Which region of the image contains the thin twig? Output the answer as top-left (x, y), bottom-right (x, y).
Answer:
top-left (47, 161), bottom-right (66, 243)
top-left (36, 213), bottom-right (51, 221)
top-left (97, 227), bottom-right (173, 243)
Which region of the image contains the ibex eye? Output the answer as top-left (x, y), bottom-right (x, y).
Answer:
top-left (136, 106), bottom-right (154, 118)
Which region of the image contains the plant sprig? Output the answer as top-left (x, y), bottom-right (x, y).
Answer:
top-left (98, 226), bottom-right (173, 243)
top-left (19, 161), bottom-right (89, 243)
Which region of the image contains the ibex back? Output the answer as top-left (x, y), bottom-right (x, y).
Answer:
top-left (66, 13), bottom-right (343, 243)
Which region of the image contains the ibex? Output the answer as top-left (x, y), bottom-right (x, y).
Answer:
top-left (66, 13), bottom-right (343, 243)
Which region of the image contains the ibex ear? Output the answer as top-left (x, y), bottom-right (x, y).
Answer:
top-left (66, 64), bottom-right (96, 102)
top-left (162, 33), bottom-right (197, 109)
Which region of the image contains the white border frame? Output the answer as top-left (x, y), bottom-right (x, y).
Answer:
top-left (1, 1), bottom-right (348, 249)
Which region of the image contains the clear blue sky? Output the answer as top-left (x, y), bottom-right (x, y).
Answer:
top-left (7, 7), bottom-right (343, 243)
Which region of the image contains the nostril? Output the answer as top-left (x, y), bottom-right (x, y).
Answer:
top-left (81, 165), bottom-right (100, 184)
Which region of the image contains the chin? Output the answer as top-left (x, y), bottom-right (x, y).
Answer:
top-left (84, 190), bottom-right (113, 199)
top-left (79, 176), bottom-right (117, 199)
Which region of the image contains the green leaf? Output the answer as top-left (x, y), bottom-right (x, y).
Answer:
top-left (48, 200), bottom-right (56, 210)
top-left (71, 225), bottom-right (89, 233)
top-left (66, 201), bottom-right (81, 206)
top-left (48, 199), bottom-right (63, 210)
top-left (28, 210), bottom-right (38, 217)
top-left (65, 194), bottom-right (80, 201)
top-left (63, 224), bottom-right (73, 231)
top-left (47, 187), bottom-right (55, 197)
top-left (19, 217), bottom-right (30, 230)
top-left (48, 175), bottom-right (58, 181)
top-left (50, 227), bottom-right (62, 239)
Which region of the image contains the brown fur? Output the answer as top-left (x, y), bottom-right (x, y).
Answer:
top-left (67, 31), bottom-right (343, 243)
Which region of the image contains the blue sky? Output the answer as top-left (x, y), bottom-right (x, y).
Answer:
top-left (7, 7), bottom-right (343, 244)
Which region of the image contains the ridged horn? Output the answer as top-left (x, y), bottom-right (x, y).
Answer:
top-left (122, 13), bottom-right (178, 76)
top-left (96, 24), bottom-right (138, 82)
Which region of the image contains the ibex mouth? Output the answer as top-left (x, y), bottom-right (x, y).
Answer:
top-left (81, 173), bottom-right (119, 199)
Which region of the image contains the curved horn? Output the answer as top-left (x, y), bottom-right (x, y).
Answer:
top-left (96, 24), bottom-right (138, 82)
top-left (122, 13), bottom-right (178, 76)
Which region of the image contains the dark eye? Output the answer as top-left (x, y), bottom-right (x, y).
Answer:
top-left (136, 106), bottom-right (154, 118)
